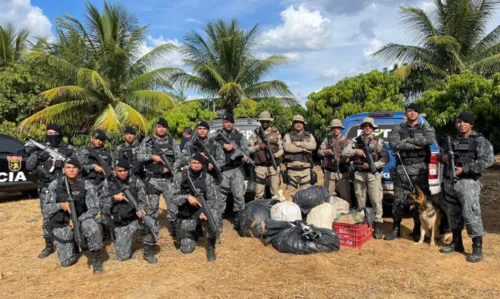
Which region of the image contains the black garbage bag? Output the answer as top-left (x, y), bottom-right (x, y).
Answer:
top-left (239, 199), bottom-right (278, 238)
top-left (292, 186), bottom-right (330, 214)
top-left (264, 220), bottom-right (340, 254)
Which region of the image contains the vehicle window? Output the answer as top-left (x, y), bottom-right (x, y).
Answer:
top-left (0, 135), bottom-right (24, 154)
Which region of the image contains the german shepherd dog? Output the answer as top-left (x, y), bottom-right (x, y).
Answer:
top-left (409, 186), bottom-right (441, 246)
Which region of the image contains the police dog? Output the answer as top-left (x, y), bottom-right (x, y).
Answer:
top-left (409, 186), bottom-right (441, 247)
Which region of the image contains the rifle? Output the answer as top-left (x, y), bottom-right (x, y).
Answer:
top-left (356, 135), bottom-right (377, 174)
top-left (393, 151), bottom-right (415, 192)
top-left (447, 136), bottom-right (458, 184)
top-left (185, 170), bottom-right (219, 237)
top-left (193, 138), bottom-right (223, 183)
top-left (148, 137), bottom-right (175, 174)
top-left (217, 131), bottom-right (255, 165)
top-left (89, 151), bottom-right (159, 243)
top-left (64, 176), bottom-right (83, 252)
top-left (25, 139), bottom-right (67, 172)
top-left (258, 126), bottom-right (278, 171)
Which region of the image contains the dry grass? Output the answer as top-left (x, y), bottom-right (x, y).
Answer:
top-left (1, 161), bottom-right (500, 299)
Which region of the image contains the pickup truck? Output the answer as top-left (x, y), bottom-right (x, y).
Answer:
top-left (0, 134), bottom-right (39, 196)
top-left (342, 112), bottom-right (442, 203)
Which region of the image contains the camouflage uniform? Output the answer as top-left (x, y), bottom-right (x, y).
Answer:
top-left (181, 137), bottom-right (225, 178)
top-left (113, 142), bottom-right (143, 177)
top-left (342, 132), bottom-right (389, 224)
top-left (26, 141), bottom-right (78, 255)
top-left (248, 126), bottom-right (283, 199)
top-left (283, 130), bottom-right (317, 191)
top-left (172, 170), bottom-right (220, 255)
top-left (317, 133), bottom-right (351, 203)
top-left (43, 177), bottom-right (102, 267)
top-left (137, 135), bottom-right (182, 238)
top-left (100, 176), bottom-right (157, 261)
top-left (385, 121), bottom-right (435, 240)
top-left (78, 146), bottom-right (114, 189)
top-left (212, 128), bottom-right (249, 217)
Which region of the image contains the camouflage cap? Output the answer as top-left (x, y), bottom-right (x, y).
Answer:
top-left (360, 117), bottom-right (378, 129)
top-left (292, 114), bottom-right (307, 124)
top-left (329, 119), bottom-right (344, 129)
top-left (258, 111), bottom-right (274, 122)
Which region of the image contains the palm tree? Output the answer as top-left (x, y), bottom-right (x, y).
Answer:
top-left (175, 19), bottom-right (294, 112)
top-left (372, 0), bottom-right (500, 78)
top-left (0, 22), bottom-right (30, 67)
top-left (19, 1), bottom-right (181, 134)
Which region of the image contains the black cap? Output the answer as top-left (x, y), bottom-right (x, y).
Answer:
top-left (223, 114), bottom-right (235, 123)
top-left (47, 124), bottom-right (62, 134)
top-left (156, 117), bottom-right (169, 128)
top-left (190, 152), bottom-right (206, 165)
top-left (124, 126), bottom-right (136, 135)
top-left (456, 112), bottom-right (474, 125)
top-left (92, 129), bottom-right (107, 141)
top-left (64, 157), bottom-right (81, 169)
top-left (114, 157), bottom-right (131, 170)
top-left (197, 121), bottom-right (210, 130)
top-left (406, 103), bottom-right (421, 114)
top-left (182, 127), bottom-right (192, 134)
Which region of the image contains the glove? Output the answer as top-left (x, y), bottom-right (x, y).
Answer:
top-left (39, 151), bottom-right (50, 161)
top-left (258, 143), bottom-right (267, 150)
top-left (54, 159), bottom-right (65, 169)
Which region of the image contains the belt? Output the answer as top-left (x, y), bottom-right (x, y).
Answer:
top-left (287, 166), bottom-right (309, 171)
top-left (324, 165), bottom-right (349, 173)
top-left (255, 162), bottom-right (274, 167)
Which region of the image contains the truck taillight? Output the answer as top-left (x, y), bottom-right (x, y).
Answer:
top-left (428, 153), bottom-right (438, 180)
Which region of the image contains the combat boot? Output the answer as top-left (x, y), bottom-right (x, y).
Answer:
top-left (372, 222), bottom-right (383, 240)
top-left (466, 236), bottom-right (483, 263)
top-left (38, 237), bottom-right (55, 259)
top-left (412, 223), bottom-right (421, 242)
top-left (206, 238), bottom-right (216, 262)
top-left (440, 229), bottom-right (465, 254)
top-left (233, 211), bottom-right (241, 232)
top-left (384, 220), bottom-right (401, 241)
top-left (143, 244), bottom-right (158, 264)
top-left (91, 250), bottom-right (103, 274)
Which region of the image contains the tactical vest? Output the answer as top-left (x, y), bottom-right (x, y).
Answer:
top-left (117, 143), bottom-right (140, 167)
top-left (108, 176), bottom-right (139, 227)
top-left (85, 146), bottom-right (112, 184)
top-left (177, 170), bottom-right (207, 218)
top-left (322, 135), bottom-right (349, 172)
top-left (448, 134), bottom-right (481, 179)
top-left (253, 127), bottom-right (280, 165)
top-left (215, 129), bottom-right (244, 169)
top-left (145, 136), bottom-right (175, 178)
top-left (352, 135), bottom-right (380, 170)
top-left (192, 138), bottom-right (217, 158)
top-left (284, 131), bottom-right (313, 164)
top-left (52, 177), bottom-right (87, 228)
top-left (39, 143), bottom-right (74, 183)
top-left (398, 123), bottom-right (430, 164)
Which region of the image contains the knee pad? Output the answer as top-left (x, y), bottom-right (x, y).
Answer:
top-left (180, 238), bottom-right (196, 254)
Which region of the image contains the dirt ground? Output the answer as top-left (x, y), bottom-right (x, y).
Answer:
top-left (1, 163), bottom-right (500, 299)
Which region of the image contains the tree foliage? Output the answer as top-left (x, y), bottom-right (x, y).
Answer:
top-left (160, 101), bottom-right (216, 137)
top-left (0, 22), bottom-right (30, 67)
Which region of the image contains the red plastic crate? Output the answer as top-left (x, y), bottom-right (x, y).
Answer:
top-left (333, 222), bottom-right (372, 248)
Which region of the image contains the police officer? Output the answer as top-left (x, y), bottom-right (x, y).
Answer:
top-left (283, 115), bottom-right (317, 191)
top-left (138, 117), bottom-right (182, 238)
top-left (213, 113), bottom-right (250, 231)
top-left (385, 104), bottom-right (436, 241)
top-left (172, 153), bottom-right (220, 261)
top-left (248, 111), bottom-right (283, 200)
top-left (180, 127), bottom-right (193, 152)
top-left (100, 158), bottom-right (158, 263)
top-left (342, 117), bottom-right (389, 239)
top-left (26, 124), bottom-right (78, 259)
top-left (113, 126), bottom-right (143, 177)
top-left (79, 129), bottom-right (113, 189)
top-left (317, 119), bottom-right (351, 203)
top-left (440, 112), bottom-right (493, 263)
top-left (43, 158), bottom-right (103, 274)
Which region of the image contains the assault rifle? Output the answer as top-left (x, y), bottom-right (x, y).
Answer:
top-left (258, 126), bottom-right (278, 171)
top-left (216, 131), bottom-right (255, 165)
top-left (185, 170), bottom-right (219, 237)
top-left (356, 135), bottom-right (377, 174)
top-left (447, 136), bottom-right (458, 184)
top-left (393, 151), bottom-right (415, 192)
top-left (148, 137), bottom-right (175, 174)
top-left (64, 176), bottom-right (83, 252)
top-left (89, 151), bottom-right (159, 243)
top-left (25, 139), bottom-right (67, 172)
top-left (191, 127), bottom-right (223, 183)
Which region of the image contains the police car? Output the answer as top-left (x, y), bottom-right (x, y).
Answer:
top-left (208, 116), bottom-right (260, 194)
top-left (0, 134), bottom-right (39, 195)
top-left (342, 112), bottom-right (442, 202)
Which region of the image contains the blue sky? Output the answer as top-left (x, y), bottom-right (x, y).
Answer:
top-left (3, 0), bottom-right (500, 104)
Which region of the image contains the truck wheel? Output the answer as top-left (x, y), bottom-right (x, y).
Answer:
top-left (22, 190), bottom-right (39, 199)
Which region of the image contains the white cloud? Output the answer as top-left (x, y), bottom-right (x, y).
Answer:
top-left (0, 0), bottom-right (52, 38)
top-left (138, 35), bottom-right (185, 68)
top-left (420, 1), bottom-right (435, 14)
top-left (321, 67), bottom-right (339, 79)
top-left (185, 18), bottom-right (203, 24)
top-left (261, 5), bottom-right (331, 51)
top-left (363, 38), bottom-right (384, 58)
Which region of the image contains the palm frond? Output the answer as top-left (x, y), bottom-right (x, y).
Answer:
top-left (77, 68), bottom-right (114, 100)
top-left (25, 51), bottom-right (79, 80)
top-left (400, 6), bottom-right (439, 44)
top-left (236, 55), bottom-right (289, 85)
top-left (371, 43), bottom-right (437, 65)
top-left (40, 86), bottom-right (96, 104)
top-left (125, 67), bottom-right (183, 90)
top-left (126, 90), bottom-right (176, 116)
top-left (244, 80), bottom-right (294, 99)
top-left (93, 103), bottom-right (121, 133)
top-left (114, 101), bottom-right (148, 133)
top-left (126, 43), bottom-right (177, 77)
